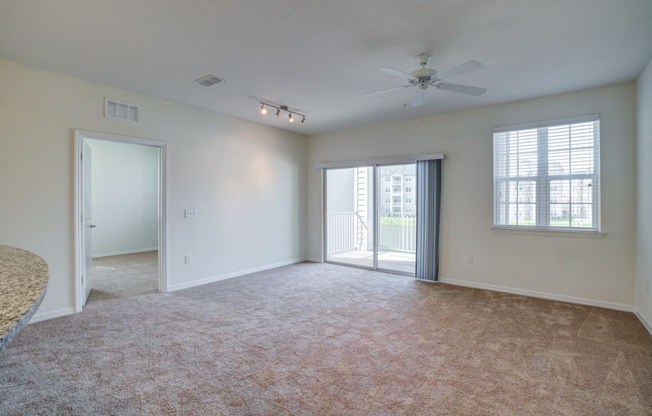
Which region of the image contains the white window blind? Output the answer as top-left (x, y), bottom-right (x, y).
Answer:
top-left (493, 115), bottom-right (600, 231)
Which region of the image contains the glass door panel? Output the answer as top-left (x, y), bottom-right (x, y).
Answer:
top-left (377, 164), bottom-right (416, 274)
top-left (325, 167), bottom-right (374, 268)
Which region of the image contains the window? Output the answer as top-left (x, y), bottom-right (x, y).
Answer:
top-left (493, 115), bottom-right (600, 231)
top-left (392, 185), bottom-right (401, 193)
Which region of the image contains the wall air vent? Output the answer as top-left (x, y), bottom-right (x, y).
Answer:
top-left (194, 75), bottom-right (225, 87)
top-left (105, 98), bottom-right (139, 122)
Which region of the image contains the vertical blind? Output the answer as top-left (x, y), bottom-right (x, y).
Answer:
top-left (415, 159), bottom-right (442, 281)
top-left (493, 115), bottom-right (600, 231)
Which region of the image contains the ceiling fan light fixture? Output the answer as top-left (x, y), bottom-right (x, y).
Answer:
top-left (364, 53), bottom-right (487, 107)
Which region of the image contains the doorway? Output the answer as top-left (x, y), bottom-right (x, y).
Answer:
top-left (324, 163), bottom-right (417, 275)
top-left (74, 130), bottom-right (167, 312)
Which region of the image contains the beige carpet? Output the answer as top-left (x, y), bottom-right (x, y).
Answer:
top-left (1, 262), bottom-right (650, 415)
top-left (89, 251), bottom-right (158, 302)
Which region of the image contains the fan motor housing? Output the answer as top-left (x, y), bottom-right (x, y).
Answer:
top-left (411, 68), bottom-right (437, 79)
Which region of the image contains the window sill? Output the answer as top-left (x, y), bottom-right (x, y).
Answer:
top-left (491, 226), bottom-right (606, 239)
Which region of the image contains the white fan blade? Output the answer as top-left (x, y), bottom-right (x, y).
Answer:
top-left (363, 85), bottom-right (411, 97)
top-left (437, 60), bottom-right (483, 80)
top-left (436, 82), bottom-right (486, 96)
top-left (411, 89), bottom-right (425, 107)
top-left (380, 67), bottom-right (415, 80)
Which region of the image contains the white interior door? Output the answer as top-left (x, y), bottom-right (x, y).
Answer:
top-left (82, 141), bottom-right (94, 305)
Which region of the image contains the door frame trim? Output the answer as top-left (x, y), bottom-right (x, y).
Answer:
top-left (73, 129), bottom-right (168, 312)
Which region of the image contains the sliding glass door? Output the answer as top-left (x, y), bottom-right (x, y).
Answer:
top-left (325, 167), bottom-right (374, 268)
top-left (324, 163), bottom-right (416, 276)
top-left (377, 164), bottom-right (417, 274)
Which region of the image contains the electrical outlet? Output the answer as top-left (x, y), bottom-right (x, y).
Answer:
top-left (467, 256), bottom-right (473, 264)
top-left (184, 255), bottom-right (192, 264)
top-left (184, 209), bottom-right (198, 219)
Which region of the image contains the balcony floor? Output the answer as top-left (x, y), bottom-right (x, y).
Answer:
top-left (327, 250), bottom-right (415, 274)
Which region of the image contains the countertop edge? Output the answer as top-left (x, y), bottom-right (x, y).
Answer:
top-left (0, 283), bottom-right (47, 352)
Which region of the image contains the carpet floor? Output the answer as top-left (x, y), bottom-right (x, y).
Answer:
top-left (1, 262), bottom-right (651, 415)
top-left (89, 251), bottom-right (158, 302)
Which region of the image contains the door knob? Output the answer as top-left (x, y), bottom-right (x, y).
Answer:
top-left (90, 224), bottom-right (97, 229)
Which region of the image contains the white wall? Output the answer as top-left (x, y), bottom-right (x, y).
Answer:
top-left (87, 139), bottom-right (159, 257)
top-left (0, 58), bottom-right (306, 318)
top-left (307, 83), bottom-right (637, 307)
top-left (636, 58), bottom-right (652, 330)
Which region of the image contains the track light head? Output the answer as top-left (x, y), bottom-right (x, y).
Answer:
top-left (260, 103), bottom-right (267, 115)
top-left (274, 108), bottom-right (280, 118)
top-left (288, 113), bottom-right (294, 123)
top-left (300, 116), bottom-right (305, 125)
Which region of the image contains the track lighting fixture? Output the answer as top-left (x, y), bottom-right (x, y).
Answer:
top-left (259, 102), bottom-right (306, 125)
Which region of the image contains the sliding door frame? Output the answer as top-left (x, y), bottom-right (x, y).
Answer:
top-left (321, 154), bottom-right (444, 276)
top-left (322, 165), bottom-right (377, 272)
top-left (375, 162), bottom-right (417, 277)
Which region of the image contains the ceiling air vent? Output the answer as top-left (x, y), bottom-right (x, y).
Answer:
top-left (194, 75), bottom-right (225, 87)
top-left (105, 98), bottom-right (139, 122)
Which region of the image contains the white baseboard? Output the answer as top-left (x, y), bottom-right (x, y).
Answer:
top-left (93, 247), bottom-right (158, 258)
top-left (169, 257), bottom-right (307, 292)
top-left (634, 310), bottom-right (652, 335)
top-left (438, 277), bottom-right (635, 313)
top-left (30, 307), bottom-right (74, 324)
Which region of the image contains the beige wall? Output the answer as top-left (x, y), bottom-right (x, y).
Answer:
top-left (0, 58), bottom-right (307, 318)
top-left (1, 55), bottom-right (644, 321)
top-left (87, 139), bottom-right (160, 257)
top-left (307, 83), bottom-right (637, 307)
top-left (636, 58), bottom-right (652, 329)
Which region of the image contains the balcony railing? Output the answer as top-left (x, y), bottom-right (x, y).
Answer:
top-left (327, 212), bottom-right (416, 255)
top-left (379, 216), bottom-right (416, 253)
top-left (327, 212), bottom-right (357, 254)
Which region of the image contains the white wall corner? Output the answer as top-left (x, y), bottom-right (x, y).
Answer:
top-left (304, 257), bottom-right (323, 263)
top-left (30, 307), bottom-right (75, 324)
top-left (634, 310), bottom-right (652, 336)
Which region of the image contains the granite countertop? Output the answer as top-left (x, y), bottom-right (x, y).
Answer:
top-left (0, 245), bottom-right (49, 352)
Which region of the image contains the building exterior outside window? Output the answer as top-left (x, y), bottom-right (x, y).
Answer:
top-left (378, 164), bottom-right (416, 217)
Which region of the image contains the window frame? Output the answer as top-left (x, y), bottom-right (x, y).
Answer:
top-left (493, 114), bottom-right (601, 233)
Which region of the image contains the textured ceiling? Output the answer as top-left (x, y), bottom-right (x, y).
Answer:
top-left (1, 0), bottom-right (651, 135)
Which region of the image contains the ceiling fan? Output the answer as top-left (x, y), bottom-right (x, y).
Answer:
top-left (364, 53), bottom-right (487, 107)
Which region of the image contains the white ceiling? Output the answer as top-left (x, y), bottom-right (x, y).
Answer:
top-left (1, 0), bottom-right (651, 135)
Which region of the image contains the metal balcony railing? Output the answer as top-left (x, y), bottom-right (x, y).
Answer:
top-left (327, 212), bottom-right (416, 255)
